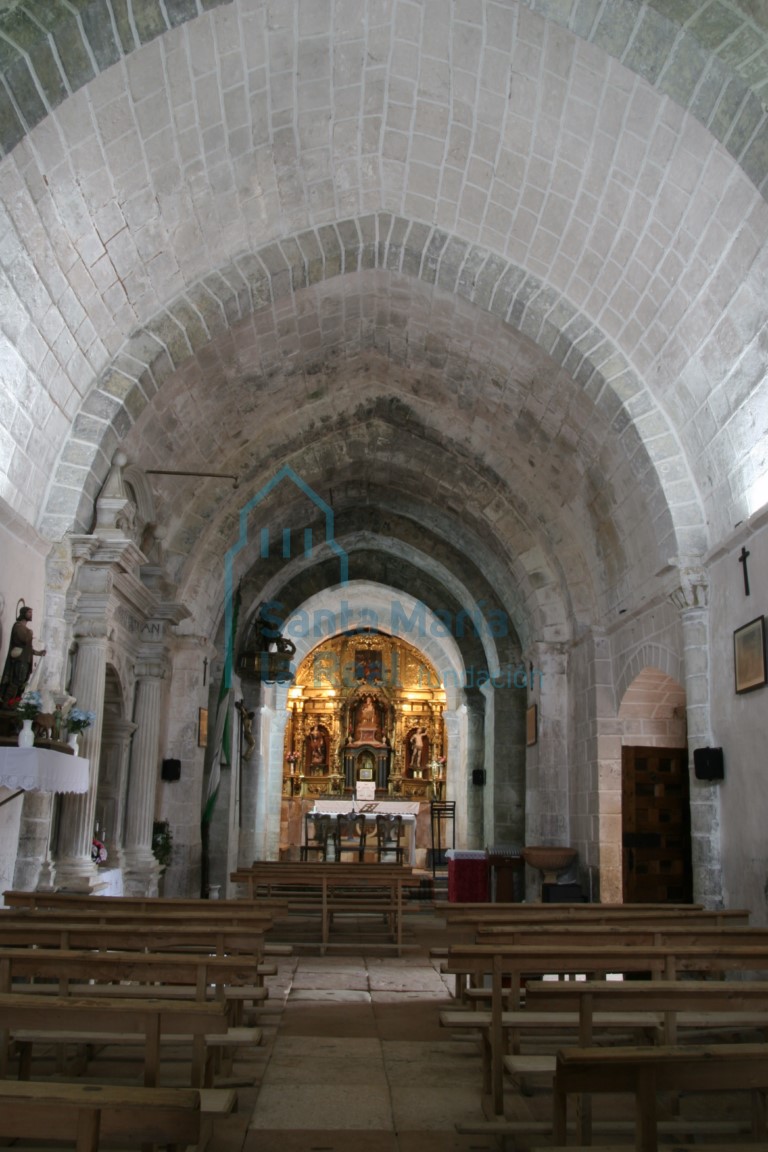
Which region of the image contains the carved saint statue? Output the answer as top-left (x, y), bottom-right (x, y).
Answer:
top-left (1, 606), bottom-right (46, 706)
top-left (409, 725), bottom-right (428, 772)
top-left (308, 724), bottom-right (327, 772)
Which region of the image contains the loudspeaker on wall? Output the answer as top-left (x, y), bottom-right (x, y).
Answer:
top-left (161, 758), bottom-right (181, 782)
top-left (472, 768), bottom-right (486, 786)
top-left (693, 746), bottom-right (724, 781)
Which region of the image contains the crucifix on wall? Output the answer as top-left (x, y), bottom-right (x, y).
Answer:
top-left (739, 545), bottom-right (751, 596)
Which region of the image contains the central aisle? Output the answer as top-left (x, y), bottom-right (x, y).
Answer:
top-left (239, 916), bottom-right (499, 1152)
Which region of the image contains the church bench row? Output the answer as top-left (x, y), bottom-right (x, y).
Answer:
top-left (0, 992), bottom-right (232, 1089)
top-left (0, 947), bottom-right (271, 1033)
top-left (0, 919), bottom-right (268, 958)
top-left (2, 889), bottom-right (287, 914)
top-left (1, 889), bottom-right (293, 959)
top-left (444, 941), bottom-right (768, 1114)
top-left (0, 1080), bottom-right (218, 1152)
top-left (435, 900), bottom-right (749, 925)
top-left (443, 978), bottom-right (768, 1120)
top-left (549, 1041), bottom-right (768, 1151)
top-left (0, 904), bottom-right (281, 928)
top-left (231, 862), bottom-right (421, 954)
top-left (439, 915), bottom-right (758, 1003)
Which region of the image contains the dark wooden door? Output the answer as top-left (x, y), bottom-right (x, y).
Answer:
top-left (622, 746), bottom-right (693, 903)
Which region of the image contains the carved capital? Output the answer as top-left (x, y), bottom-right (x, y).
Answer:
top-left (134, 660), bottom-right (167, 681)
top-left (669, 564), bottom-right (709, 611)
top-left (73, 619), bottom-right (114, 641)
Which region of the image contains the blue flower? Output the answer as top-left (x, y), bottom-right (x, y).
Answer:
top-left (68, 708), bottom-right (96, 733)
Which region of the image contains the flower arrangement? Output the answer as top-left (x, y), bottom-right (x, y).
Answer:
top-left (91, 837), bottom-right (108, 865)
top-left (67, 708), bottom-right (96, 733)
top-left (152, 820), bottom-right (173, 873)
top-left (15, 690), bottom-right (43, 720)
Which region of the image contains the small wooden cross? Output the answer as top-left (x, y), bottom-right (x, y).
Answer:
top-left (738, 545), bottom-right (751, 595)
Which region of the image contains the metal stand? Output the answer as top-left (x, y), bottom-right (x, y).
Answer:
top-left (430, 800), bottom-right (456, 878)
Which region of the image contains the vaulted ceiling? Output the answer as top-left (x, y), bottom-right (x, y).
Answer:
top-left (1, 1), bottom-right (766, 655)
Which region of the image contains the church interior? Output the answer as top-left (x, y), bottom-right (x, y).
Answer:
top-left (0, 1), bottom-right (767, 1146)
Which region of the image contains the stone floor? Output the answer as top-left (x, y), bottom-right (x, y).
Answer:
top-left (217, 907), bottom-right (500, 1152)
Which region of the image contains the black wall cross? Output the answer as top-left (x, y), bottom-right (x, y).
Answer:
top-left (739, 545), bottom-right (751, 595)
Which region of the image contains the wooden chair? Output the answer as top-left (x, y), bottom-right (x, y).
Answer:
top-left (334, 813), bottom-right (367, 862)
top-left (375, 814), bottom-right (404, 863)
top-left (300, 813), bottom-right (333, 860)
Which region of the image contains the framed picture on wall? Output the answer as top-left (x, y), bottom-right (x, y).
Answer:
top-left (734, 616), bottom-right (767, 694)
top-left (198, 707), bottom-right (208, 747)
top-left (526, 704), bottom-right (538, 746)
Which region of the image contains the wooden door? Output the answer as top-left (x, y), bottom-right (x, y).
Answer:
top-left (622, 746), bottom-right (693, 903)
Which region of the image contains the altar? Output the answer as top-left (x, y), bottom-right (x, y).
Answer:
top-left (309, 800), bottom-right (420, 865)
top-left (0, 747), bottom-right (89, 796)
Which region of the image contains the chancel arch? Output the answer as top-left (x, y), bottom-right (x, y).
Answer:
top-left (202, 579), bottom-right (529, 878)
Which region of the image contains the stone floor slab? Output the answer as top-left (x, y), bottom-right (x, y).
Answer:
top-left (250, 1083), bottom-right (393, 1129)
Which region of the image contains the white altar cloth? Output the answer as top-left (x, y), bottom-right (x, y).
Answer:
top-left (313, 799), bottom-right (420, 815)
top-left (0, 748), bottom-right (89, 794)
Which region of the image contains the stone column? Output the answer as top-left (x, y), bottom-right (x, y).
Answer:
top-left (524, 641), bottom-right (569, 843)
top-left (463, 692), bottom-right (485, 848)
top-left (160, 635), bottom-right (210, 897)
top-left (237, 683), bottom-right (262, 867)
top-left (122, 659), bottom-right (165, 895)
top-left (96, 716), bottom-right (138, 874)
top-left (54, 627), bottom-right (109, 890)
top-left (670, 563), bottom-right (723, 908)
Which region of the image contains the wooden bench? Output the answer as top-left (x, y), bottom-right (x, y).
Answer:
top-left (549, 1042), bottom-right (768, 1150)
top-left (0, 947), bottom-right (270, 1036)
top-left (444, 941), bottom-right (768, 1114)
top-left (0, 1080), bottom-right (206, 1152)
top-left (493, 979), bottom-right (768, 1137)
top-left (231, 862), bottom-right (421, 954)
top-left (433, 907), bottom-right (754, 979)
top-left (0, 919), bottom-right (267, 959)
top-left (1, 890), bottom-right (294, 962)
top-left (2, 890), bottom-right (286, 914)
top-left (0, 991), bottom-right (233, 1088)
top-left (525, 977), bottom-right (768, 1045)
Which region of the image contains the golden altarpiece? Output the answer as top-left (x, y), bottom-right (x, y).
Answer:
top-left (282, 633), bottom-right (446, 802)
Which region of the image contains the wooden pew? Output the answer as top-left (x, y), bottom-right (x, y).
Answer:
top-left (444, 941), bottom-right (768, 1115)
top-left (430, 905), bottom-right (753, 967)
top-left (0, 991), bottom-right (229, 1088)
top-left (0, 1080), bottom-right (204, 1152)
top-left (438, 902), bottom-right (749, 927)
top-left (231, 862), bottom-right (421, 954)
top-left (0, 947), bottom-right (268, 1038)
top-left (0, 919), bottom-right (266, 958)
top-left (2, 890), bottom-right (285, 914)
top-left (548, 1042), bottom-right (768, 1151)
top-left (525, 976), bottom-right (768, 1045)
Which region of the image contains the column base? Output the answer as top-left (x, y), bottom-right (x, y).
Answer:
top-left (121, 847), bottom-right (161, 897)
top-left (52, 855), bottom-right (101, 892)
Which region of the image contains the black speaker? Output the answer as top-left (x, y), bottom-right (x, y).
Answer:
top-left (693, 747), bottom-right (724, 781)
top-left (472, 768), bottom-right (486, 786)
top-left (161, 758), bottom-right (181, 782)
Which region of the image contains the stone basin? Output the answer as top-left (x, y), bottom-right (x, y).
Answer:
top-left (521, 845), bottom-right (577, 882)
